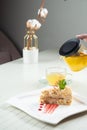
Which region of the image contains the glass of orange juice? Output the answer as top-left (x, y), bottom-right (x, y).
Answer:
top-left (46, 67), bottom-right (67, 86)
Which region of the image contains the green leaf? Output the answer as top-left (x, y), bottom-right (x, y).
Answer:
top-left (58, 79), bottom-right (67, 90)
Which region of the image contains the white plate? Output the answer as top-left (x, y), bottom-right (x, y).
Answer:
top-left (7, 87), bottom-right (87, 125)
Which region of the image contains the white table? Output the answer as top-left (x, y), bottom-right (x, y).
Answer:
top-left (0, 50), bottom-right (87, 130)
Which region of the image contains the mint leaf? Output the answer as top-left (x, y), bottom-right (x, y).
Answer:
top-left (58, 79), bottom-right (67, 90)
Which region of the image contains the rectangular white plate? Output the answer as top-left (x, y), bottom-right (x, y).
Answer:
top-left (7, 87), bottom-right (87, 125)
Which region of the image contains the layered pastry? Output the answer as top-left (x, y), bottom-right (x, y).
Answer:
top-left (40, 86), bottom-right (72, 105)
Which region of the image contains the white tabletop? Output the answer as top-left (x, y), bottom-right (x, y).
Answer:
top-left (0, 50), bottom-right (87, 130)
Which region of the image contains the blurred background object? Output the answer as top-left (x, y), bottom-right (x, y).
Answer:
top-left (0, 0), bottom-right (87, 54)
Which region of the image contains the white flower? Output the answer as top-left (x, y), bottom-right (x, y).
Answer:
top-left (38, 8), bottom-right (48, 19)
top-left (26, 19), bottom-right (41, 30)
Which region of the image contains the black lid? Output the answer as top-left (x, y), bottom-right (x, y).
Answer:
top-left (59, 38), bottom-right (80, 56)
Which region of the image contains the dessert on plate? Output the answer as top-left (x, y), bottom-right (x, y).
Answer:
top-left (40, 79), bottom-right (72, 105)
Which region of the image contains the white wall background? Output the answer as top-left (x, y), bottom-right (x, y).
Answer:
top-left (1, 0), bottom-right (87, 53)
top-left (40, 0), bottom-right (87, 50)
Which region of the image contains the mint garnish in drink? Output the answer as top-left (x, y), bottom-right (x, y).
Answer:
top-left (58, 79), bottom-right (67, 90)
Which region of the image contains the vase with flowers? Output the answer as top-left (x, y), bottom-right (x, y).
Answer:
top-left (23, 0), bottom-right (48, 64)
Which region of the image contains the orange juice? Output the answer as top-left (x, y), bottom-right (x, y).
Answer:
top-left (46, 72), bottom-right (65, 86)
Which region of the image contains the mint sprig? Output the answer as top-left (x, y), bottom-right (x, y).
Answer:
top-left (58, 79), bottom-right (67, 90)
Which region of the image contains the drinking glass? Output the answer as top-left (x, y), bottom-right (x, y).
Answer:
top-left (46, 66), bottom-right (71, 86)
